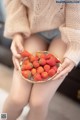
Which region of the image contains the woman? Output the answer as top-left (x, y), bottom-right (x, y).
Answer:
top-left (3, 0), bottom-right (80, 120)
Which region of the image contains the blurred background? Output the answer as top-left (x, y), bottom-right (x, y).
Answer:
top-left (0, 0), bottom-right (80, 120)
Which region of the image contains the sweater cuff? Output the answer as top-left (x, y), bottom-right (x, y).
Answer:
top-left (4, 2), bottom-right (31, 39)
top-left (59, 25), bottom-right (80, 65)
top-left (4, 18), bottom-right (31, 39)
top-left (64, 42), bottom-right (80, 66)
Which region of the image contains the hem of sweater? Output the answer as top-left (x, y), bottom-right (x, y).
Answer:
top-left (4, 29), bottom-right (31, 39)
top-left (30, 16), bottom-right (64, 33)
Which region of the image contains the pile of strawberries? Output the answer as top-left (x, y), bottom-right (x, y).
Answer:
top-left (20, 50), bottom-right (60, 82)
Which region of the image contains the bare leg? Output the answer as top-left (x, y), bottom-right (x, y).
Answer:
top-left (27, 37), bottom-right (67, 120)
top-left (2, 34), bottom-right (48, 120)
top-left (2, 69), bottom-right (32, 120)
top-left (48, 37), bottom-right (67, 62)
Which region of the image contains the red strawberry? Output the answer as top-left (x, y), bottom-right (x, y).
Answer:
top-left (35, 56), bottom-right (39, 61)
top-left (21, 50), bottom-right (31, 57)
top-left (39, 58), bottom-right (46, 66)
top-left (37, 66), bottom-right (44, 74)
top-left (26, 63), bottom-right (33, 70)
top-left (40, 53), bottom-right (46, 59)
top-left (33, 61), bottom-right (40, 68)
top-left (44, 64), bottom-right (50, 72)
top-left (34, 73), bottom-right (42, 81)
top-left (29, 55), bottom-right (36, 62)
top-left (56, 58), bottom-right (61, 63)
top-left (45, 53), bottom-right (53, 59)
top-left (21, 70), bottom-right (31, 79)
top-left (36, 52), bottom-right (42, 58)
top-left (23, 59), bottom-right (30, 65)
top-left (48, 69), bottom-right (55, 77)
top-left (31, 68), bottom-right (37, 75)
top-left (41, 72), bottom-right (48, 79)
top-left (21, 64), bottom-right (27, 71)
top-left (47, 57), bottom-right (56, 66)
top-left (22, 63), bottom-right (33, 70)
top-left (52, 66), bottom-right (58, 72)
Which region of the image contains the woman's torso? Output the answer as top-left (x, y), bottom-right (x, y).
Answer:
top-left (21, 0), bottom-right (65, 33)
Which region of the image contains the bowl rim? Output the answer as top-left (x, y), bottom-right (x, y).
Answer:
top-left (19, 51), bottom-right (61, 84)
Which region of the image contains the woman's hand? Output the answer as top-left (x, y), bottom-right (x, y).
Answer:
top-left (11, 34), bottom-right (24, 70)
top-left (53, 58), bottom-right (76, 80)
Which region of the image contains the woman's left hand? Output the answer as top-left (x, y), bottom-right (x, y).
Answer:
top-left (53, 58), bottom-right (76, 80)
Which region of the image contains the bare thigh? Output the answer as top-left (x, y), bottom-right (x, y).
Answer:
top-left (48, 37), bottom-right (67, 61)
top-left (29, 37), bottom-right (67, 106)
top-left (10, 34), bottom-right (48, 104)
top-left (24, 34), bottom-right (48, 54)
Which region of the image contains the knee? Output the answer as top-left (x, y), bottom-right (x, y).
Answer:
top-left (9, 94), bottom-right (28, 109)
top-left (29, 97), bottom-right (48, 110)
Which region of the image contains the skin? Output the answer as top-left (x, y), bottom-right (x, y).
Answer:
top-left (3, 33), bottom-right (76, 120)
top-left (11, 33), bottom-right (75, 80)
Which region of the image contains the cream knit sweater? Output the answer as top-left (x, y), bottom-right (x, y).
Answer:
top-left (4, 0), bottom-right (80, 65)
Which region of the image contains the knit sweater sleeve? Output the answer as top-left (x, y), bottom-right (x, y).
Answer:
top-left (4, 0), bottom-right (30, 39)
top-left (59, 4), bottom-right (80, 65)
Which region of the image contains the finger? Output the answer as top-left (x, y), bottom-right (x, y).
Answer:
top-left (12, 56), bottom-right (18, 69)
top-left (17, 41), bottom-right (24, 53)
top-left (54, 65), bottom-right (73, 80)
top-left (59, 73), bottom-right (68, 79)
top-left (57, 59), bottom-right (70, 73)
top-left (15, 58), bottom-right (21, 70)
top-left (11, 43), bottom-right (21, 58)
top-left (12, 57), bottom-right (20, 70)
top-left (13, 35), bottom-right (24, 53)
top-left (53, 72), bottom-right (68, 81)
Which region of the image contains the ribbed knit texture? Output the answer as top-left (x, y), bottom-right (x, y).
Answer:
top-left (4, 0), bottom-right (80, 65)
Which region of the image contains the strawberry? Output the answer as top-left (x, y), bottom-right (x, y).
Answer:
top-left (29, 55), bottom-right (36, 62)
top-left (39, 58), bottom-right (46, 66)
top-left (36, 52), bottom-right (42, 58)
top-left (26, 63), bottom-right (33, 70)
top-left (56, 58), bottom-right (61, 63)
top-left (33, 61), bottom-right (40, 68)
top-left (21, 50), bottom-right (31, 57)
top-left (52, 65), bottom-right (58, 72)
top-left (31, 68), bottom-right (37, 75)
top-left (34, 73), bottom-right (42, 81)
top-left (41, 72), bottom-right (48, 79)
top-left (22, 63), bottom-right (33, 70)
top-left (48, 69), bottom-right (55, 77)
top-left (23, 59), bottom-right (30, 65)
top-left (44, 64), bottom-right (50, 72)
top-left (35, 56), bottom-right (39, 61)
top-left (21, 70), bottom-right (31, 79)
top-left (40, 53), bottom-right (46, 59)
top-left (37, 66), bottom-right (44, 74)
top-left (45, 53), bottom-right (53, 59)
top-left (21, 64), bottom-right (27, 71)
top-left (46, 57), bottom-right (56, 66)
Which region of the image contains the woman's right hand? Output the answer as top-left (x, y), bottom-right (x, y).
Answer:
top-left (11, 34), bottom-right (24, 70)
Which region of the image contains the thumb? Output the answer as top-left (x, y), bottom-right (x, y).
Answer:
top-left (17, 42), bottom-right (24, 53)
top-left (57, 59), bottom-right (69, 73)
